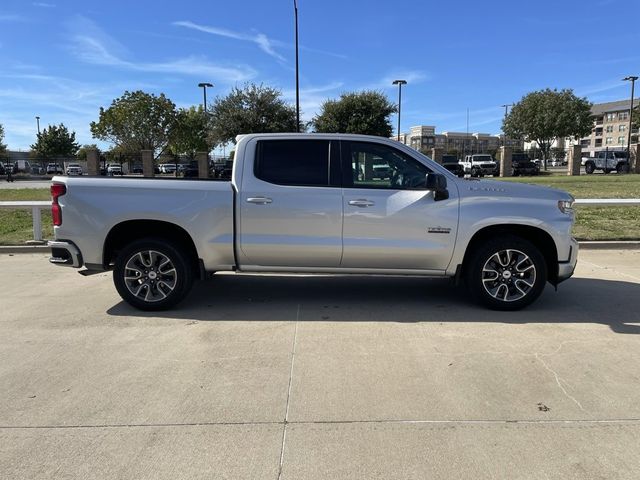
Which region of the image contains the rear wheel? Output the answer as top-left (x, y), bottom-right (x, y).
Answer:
top-left (585, 162), bottom-right (595, 174)
top-left (617, 163), bottom-right (630, 174)
top-left (465, 236), bottom-right (547, 311)
top-left (113, 237), bottom-right (194, 311)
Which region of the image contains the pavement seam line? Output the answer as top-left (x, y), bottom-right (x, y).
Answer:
top-left (4, 419), bottom-right (640, 431)
top-left (580, 258), bottom-right (640, 282)
top-left (277, 303), bottom-right (300, 480)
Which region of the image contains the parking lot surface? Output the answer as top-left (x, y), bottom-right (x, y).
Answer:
top-left (1, 250), bottom-right (640, 479)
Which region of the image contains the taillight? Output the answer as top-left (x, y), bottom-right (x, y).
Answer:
top-left (51, 183), bottom-right (66, 226)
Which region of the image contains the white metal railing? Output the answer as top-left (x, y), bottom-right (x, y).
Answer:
top-left (0, 201), bottom-right (51, 242)
top-left (573, 199), bottom-right (640, 206)
top-left (0, 198), bottom-right (639, 244)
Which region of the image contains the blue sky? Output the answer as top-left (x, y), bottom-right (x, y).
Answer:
top-left (1, 0), bottom-right (639, 151)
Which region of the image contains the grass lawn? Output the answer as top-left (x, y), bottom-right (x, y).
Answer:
top-left (499, 173), bottom-right (640, 198)
top-left (0, 181), bottom-right (639, 244)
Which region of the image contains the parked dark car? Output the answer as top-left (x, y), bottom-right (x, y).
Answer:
top-left (441, 155), bottom-right (464, 177)
top-left (183, 161), bottom-right (200, 178)
top-left (213, 160), bottom-right (233, 179)
top-left (131, 164), bottom-right (143, 174)
top-left (512, 153), bottom-right (539, 176)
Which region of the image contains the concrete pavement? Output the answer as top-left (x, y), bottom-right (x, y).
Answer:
top-left (1, 250), bottom-right (640, 479)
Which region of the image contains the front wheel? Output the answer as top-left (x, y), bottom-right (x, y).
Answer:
top-left (113, 238), bottom-right (194, 311)
top-left (465, 236), bottom-right (547, 311)
top-left (585, 162), bottom-right (595, 174)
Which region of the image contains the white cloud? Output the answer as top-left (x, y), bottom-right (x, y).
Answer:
top-left (68, 16), bottom-right (257, 83)
top-left (33, 2), bottom-right (56, 7)
top-left (173, 20), bottom-right (286, 62)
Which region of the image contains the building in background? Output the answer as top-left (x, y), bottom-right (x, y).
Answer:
top-left (397, 125), bottom-right (522, 158)
top-left (580, 99), bottom-right (639, 157)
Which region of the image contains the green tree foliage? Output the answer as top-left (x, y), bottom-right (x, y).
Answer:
top-left (632, 105), bottom-right (640, 132)
top-left (76, 144), bottom-right (99, 161)
top-left (31, 123), bottom-right (79, 158)
top-left (169, 106), bottom-right (210, 159)
top-left (503, 89), bottom-right (593, 167)
top-left (90, 90), bottom-right (177, 155)
top-left (0, 123), bottom-right (7, 157)
top-left (208, 84), bottom-right (298, 145)
top-left (312, 90), bottom-right (396, 137)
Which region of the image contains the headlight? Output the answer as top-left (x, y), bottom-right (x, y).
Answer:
top-left (558, 199), bottom-right (574, 214)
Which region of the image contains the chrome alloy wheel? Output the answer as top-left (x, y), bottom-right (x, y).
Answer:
top-left (481, 249), bottom-right (536, 302)
top-left (123, 250), bottom-right (178, 303)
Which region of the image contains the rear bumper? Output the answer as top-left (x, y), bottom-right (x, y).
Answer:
top-left (48, 240), bottom-right (83, 268)
top-left (557, 237), bottom-right (579, 283)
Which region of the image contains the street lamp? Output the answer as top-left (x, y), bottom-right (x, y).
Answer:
top-left (294, 0), bottom-right (300, 132)
top-left (392, 79), bottom-right (407, 142)
top-left (198, 82), bottom-right (214, 113)
top-left (623, 76), bottom-right (638, 162)
top-left (35, 116), bottom-right (41, 136)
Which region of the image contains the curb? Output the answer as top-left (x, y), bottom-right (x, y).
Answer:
top-left (2, 242), bottom-right (640, 255)
top-left (578, 241), bottom-right (640, 250)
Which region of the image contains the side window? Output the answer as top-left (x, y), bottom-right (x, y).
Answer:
top-left (344, 141), bottom-right (431, 190)
top-left (255, 140), bottom-right (331, 187)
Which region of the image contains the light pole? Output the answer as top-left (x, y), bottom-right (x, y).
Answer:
top-left (392, 79), bottom-right (407, 142)
top-left (294, 0), bottom-right (300, 133)
top-left (623, 76), bottom-right (638, 162)
top-left (35, 116), bottom-right (41, 136)
top-left (198, 82), bottom-right (214, 113)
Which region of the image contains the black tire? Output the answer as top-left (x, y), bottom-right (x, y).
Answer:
top-left (617, 163), bottom-right (630, 174)
top-left (471, 167), bottom-right (479, 178)
top-left (585, 162), bottom-right (595, 174)
top-left (113, 237), bottom-right (194, 311)
top-left (465, 235), bottom-right (547, 311)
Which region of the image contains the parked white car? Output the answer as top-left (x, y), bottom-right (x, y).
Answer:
top-left (66, 163), bottom-right (83, 176)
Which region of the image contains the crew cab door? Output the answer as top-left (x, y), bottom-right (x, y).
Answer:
top-left (237, 138), bottom-right (343, 268)
top-left (340, 140), bottom-right (458, 271)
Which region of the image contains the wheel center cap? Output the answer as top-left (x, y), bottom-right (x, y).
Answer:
top-left (148, 271), bottom-right (157, 280)
top-left (502, 270), bottom-right (512, 280)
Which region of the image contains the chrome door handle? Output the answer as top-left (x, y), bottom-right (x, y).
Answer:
top-left (246, 197), bottom-right (273, 205)
top-left (348, 199), bottom-right (375, 207)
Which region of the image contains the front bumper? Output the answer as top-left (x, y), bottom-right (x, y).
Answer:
top-left (48, 240), bottom-right (83, 268)
top-left (557, 237), bottom-right (579, 283)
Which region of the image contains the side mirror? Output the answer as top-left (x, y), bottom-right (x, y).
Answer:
top-left (425, 173), bottom-right (449, 201)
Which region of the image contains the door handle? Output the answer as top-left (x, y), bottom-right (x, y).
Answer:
top-left (246, 197), bottom-right (273, 205)
top-left (348, 199), bottom-right (375, 207)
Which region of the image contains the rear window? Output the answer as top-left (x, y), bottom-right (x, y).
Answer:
top-left (255, 140), bottom-right (331, 186)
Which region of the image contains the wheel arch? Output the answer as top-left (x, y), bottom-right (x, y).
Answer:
top-left (461, 224), bottom-right (559, 285)
top-left (103, 220), bottom-right (201, 275)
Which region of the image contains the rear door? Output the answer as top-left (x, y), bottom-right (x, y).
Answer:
top-left (238, 138), bottom-right (343, 268)
top-left (340, 140), bottom-right (458, 271)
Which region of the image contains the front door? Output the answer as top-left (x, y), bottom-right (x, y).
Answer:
top-left (238, 138), bottom-right (343, 268)
top-left (340, 140), bottom-right (458, 271)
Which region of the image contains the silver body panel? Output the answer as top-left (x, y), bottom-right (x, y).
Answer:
top-left (52, 133), bottom-right (577, 282)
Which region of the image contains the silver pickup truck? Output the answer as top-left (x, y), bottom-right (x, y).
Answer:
top-left (49, 133), bottom-right (578, 311)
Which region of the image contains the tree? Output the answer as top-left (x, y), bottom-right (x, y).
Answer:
top-left (312, 90), bottom-right (396, 137)
top-left (0, 123), bottom-right (7, 158)
top-left (503, 89), bottom-right (592, 169)
top-left (169, 106), bottom-right (210, 159)
top-left (31, 123), bottom-right (79, 158)
top-left (208, 84), bottom-right (297, 145)
top-left (90, 90), bottom-right (177, 156)
top-left (76, 144), bottom-right (99, 161)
